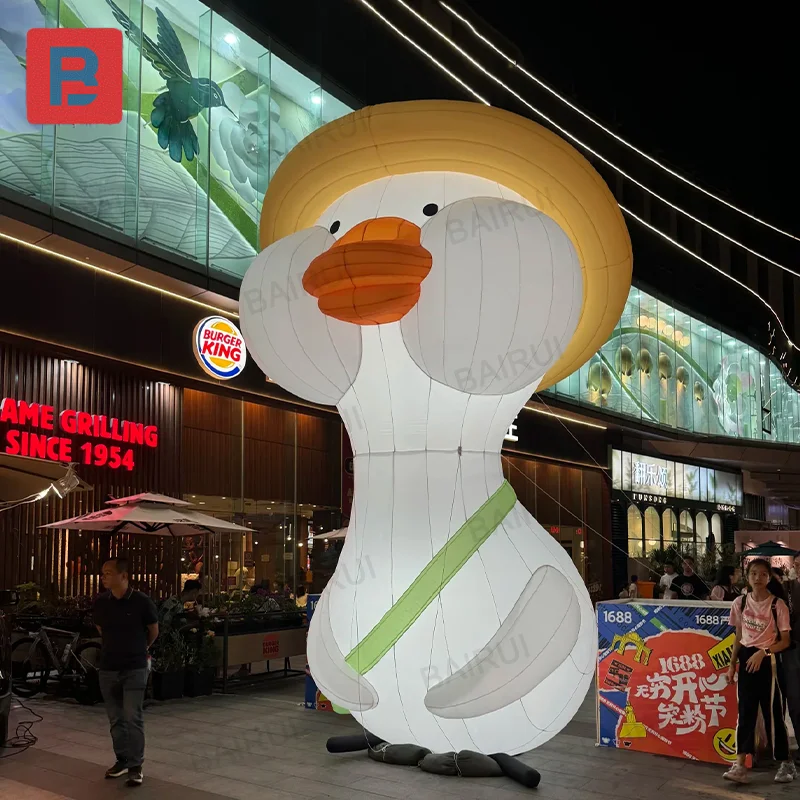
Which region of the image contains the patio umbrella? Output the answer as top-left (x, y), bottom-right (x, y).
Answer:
top-left (312, 527), bottom-right (347, 541)
top-left (106, 492), bottom-right (191, 507)
top-left (40, 492), bottom-right (250, 536)
top-left (741, 540), bottom-right (799, 558)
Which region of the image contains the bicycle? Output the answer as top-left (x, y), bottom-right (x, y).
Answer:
top-left (11, 623), bottom-right (102, 705)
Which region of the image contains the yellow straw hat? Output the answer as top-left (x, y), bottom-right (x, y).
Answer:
top-left (259, 100), bottom-right (632, 389)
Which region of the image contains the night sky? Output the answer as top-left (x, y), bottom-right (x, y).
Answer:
top-left (228, 0), bottom-right (796, 241)
top-left (457, 2), bottom-right (796, 234)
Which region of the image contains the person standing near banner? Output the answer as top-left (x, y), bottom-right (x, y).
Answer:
top-left (724, 558), bottom-right (795, 785)
top-left (783, 553), bottom-right (800, 762)
top-left (671, 556), bottom-right (709, 601)
top-left (659, 562), bottom-right (677, 599)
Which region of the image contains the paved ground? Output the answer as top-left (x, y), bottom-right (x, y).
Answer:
top-left (1, 676), bottom-right (797, 800)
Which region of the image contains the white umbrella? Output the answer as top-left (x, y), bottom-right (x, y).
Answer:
top-left (41, 493), bottom-right (250, 536)
top-left (312, 527), bottom-right (347, 541)
top-left (106, 492), bottom-right (191, 507)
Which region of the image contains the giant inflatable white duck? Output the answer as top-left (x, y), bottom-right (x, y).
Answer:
top-left (240, 101), bottom-right (632, 756)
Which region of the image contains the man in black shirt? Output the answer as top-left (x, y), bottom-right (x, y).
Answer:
top-left (93, 557), bottom-right (159, 787)
top-left (670, 556), bottom-right (710, 601)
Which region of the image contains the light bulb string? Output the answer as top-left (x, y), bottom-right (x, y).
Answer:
top-left (387, 0), bottom-right (800, 282)
top-left (438, 0), bottom-right (800, 244)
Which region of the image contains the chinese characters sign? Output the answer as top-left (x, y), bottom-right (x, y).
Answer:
top-left (633, 461), bottom-right (668, 491)
top-left (611, 449), bottom-right (742, 506)
top-left (597, 601), bottom-right (737, 764)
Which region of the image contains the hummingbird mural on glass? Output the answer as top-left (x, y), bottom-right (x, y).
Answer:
top-left (105, 0), bottom-right (232, 163)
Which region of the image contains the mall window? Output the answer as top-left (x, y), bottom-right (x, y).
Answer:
top-left (0, 0), bottom-right (356, 287)
top-left (628, 504), bottom-right (643, 558)
top-left (694, 513), bottom-right (708, 559)
top-left (679, 510), bottom-right (694, 547)
top-left (662, 508), bottom-right (677, 547)
top-left (545, 285), bottom-right (800, 447)
top-left (644, 506), bottom-right (660, 557)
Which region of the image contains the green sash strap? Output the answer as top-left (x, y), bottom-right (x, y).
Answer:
top-left (345, 480), bottom-right (517, 676)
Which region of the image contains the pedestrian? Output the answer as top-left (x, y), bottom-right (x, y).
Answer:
top-left (93, 557), bottom-right (159, 787)
top-left (670, 555), bottom-right (709, 600)
top-left (627, 575), bottom-right (639, 599)
top-left (659, 563), bottom-right (677, 599)
top-left (724, 558), bottom-right (795, 784)
top-left (783, 552), bottom-right (800, 761)
top-left (710, 565), bottom-right (742, 601)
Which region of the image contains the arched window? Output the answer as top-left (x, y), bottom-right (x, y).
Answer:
top-left (711, 513), bottom-right (722, 541)
top-left (678, 510), bottom-right (695, 551)
top-left (628, 504), bottom-right (643, 558)
top-left (663, 508), bottom-right (677, 547)
top-left (695, 512), bottom-right (709, 559)
top-left (644, 506), bottom-right (661, 557)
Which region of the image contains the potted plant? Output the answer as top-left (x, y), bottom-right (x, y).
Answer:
top-left (150, 631), bottom-right (186, 701)
top-left (184, 629), bottom-right (218, 697)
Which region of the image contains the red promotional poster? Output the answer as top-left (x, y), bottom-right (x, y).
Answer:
top-left (597, 601), bottom-right (738, 764)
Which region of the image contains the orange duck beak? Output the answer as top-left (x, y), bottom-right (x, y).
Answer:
top-left (302, 217), bottom-right (433, 325)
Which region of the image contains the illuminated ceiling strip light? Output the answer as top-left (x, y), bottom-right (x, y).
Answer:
top-left (522, 405), bottom-right (607, 430)
top-left (0, 231), bottom-right (239, 318)
top-left (389, 1), bottom-right (800, 280)
top-left (368, 3), bottom-right (798, 354)
top-left (439, 1), bottom-right (800, 244)
top-left (355, 0), bottom-right (489, 104)
top-left (621, 207), bottom-right (796, 350)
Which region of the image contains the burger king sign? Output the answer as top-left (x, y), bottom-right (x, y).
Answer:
top-left (193, 316), bottom-right (247, 380)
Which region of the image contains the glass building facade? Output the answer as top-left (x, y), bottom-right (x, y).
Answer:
top-left (546, 286), bottom-right (800, 445)
top-left (0, 0), bottom-right (354, 286)
top-left (2, 5), bottom-right (797, 448)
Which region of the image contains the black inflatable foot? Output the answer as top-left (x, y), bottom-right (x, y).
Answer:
top-left (326, 732), bottom-right (384, 753)
top-left (490, 753), bottom-right (541, 789)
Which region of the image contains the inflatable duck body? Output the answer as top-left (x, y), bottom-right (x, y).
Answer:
top-left (240, 101), bottom-right (632, 755)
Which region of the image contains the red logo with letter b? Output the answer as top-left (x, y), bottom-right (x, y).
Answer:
top-left (26, 28), bottom-right (122, 124)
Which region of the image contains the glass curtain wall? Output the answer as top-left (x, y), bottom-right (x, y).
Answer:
top-left (549, 285), bottom-right (800, 445)
top-left (179, 389), bottom-right (341, 599)
top-left (0, 0), bottom-right (354, 286)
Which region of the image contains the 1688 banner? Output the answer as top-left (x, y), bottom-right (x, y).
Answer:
top-left (597, 600), bottom-right (737, 764)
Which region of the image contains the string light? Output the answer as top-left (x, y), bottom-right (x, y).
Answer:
top-left (438, 0), bottom-right (800, 244)
top-left (355, 0), bottom-right (489, 104)
top-left (388, 0), bottom-right (800, 279)
top-left (358, 1), bottom-right (798, 360)
top-left (622, 207), bottom-right (797, 353)
top-left (0, 232), bottom-right (238, 317)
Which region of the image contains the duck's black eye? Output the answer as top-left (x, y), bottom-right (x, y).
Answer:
top-left (423, 203), bottom-right (439, 217)
top-left (329, 220), bottom-right (341, 234)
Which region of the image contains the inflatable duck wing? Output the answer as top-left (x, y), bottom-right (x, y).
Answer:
top-left (240, 100), bottom-right (632, 756)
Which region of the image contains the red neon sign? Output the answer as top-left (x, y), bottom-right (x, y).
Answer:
top-left (0, 398), bottom-right (157, 471)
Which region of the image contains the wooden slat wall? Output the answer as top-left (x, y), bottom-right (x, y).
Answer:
top-left (503, 454), bottom-right (611, 590)
top-left (296, 413), bottom-right (340, 507)
top-left (0, 340), bottom-right (182, 597)
top-left (182, 389), bottom-right (341, 506)
top-left (181, 390), bottom-right (243, 499)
